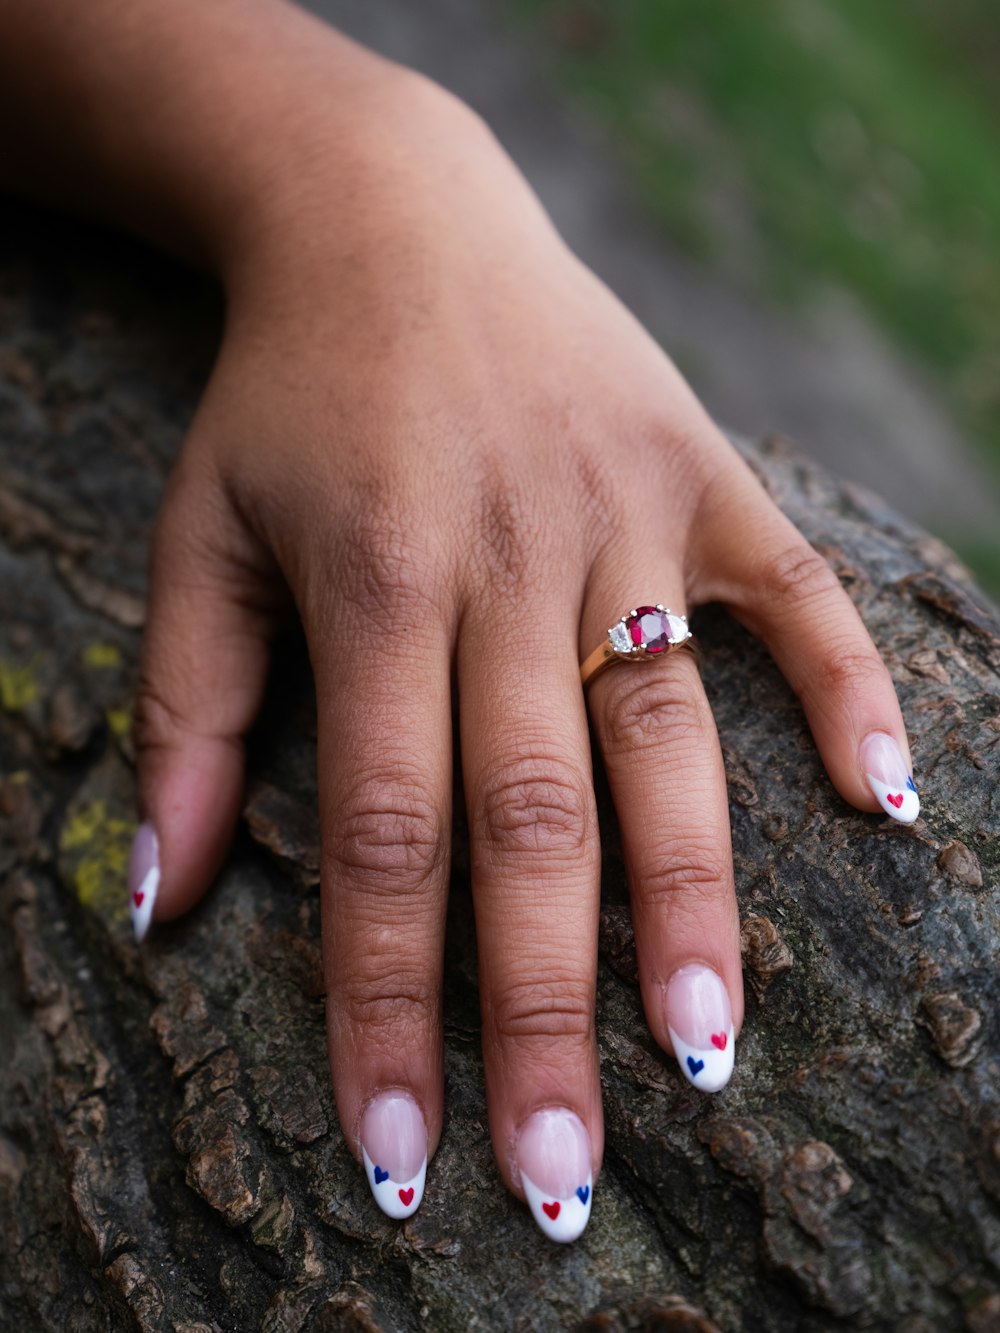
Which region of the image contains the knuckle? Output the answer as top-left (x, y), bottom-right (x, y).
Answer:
top-left (816, 644), bottom-right (890, 699)
top-left (601, 670), bottom-right (707, 757)
top-left (570, 450), bottom-right (622, 547)
top-left (639, 846), bottom-right (731, 910)
top-left (469, 451), bottom-right (616, 598)
top-left (327, 775), bottom-right (446, 897)
top-left (338, 967), bottom-right (437, 1041)
top-left (476, 756), bottom-right (593, 858)
top-left (328, 499), bottom-right (445, 625)
top-left (757, 542), bottom-right (838, 610)
top-left (474, 480), bottom-right (540, 598)
top-left (489, 974), bottom-right (594, 1046)
top-left (133, 671), bottom-right (195, 753)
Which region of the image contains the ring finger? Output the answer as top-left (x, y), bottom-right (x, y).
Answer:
top-left (584, 567), bottom-right (744, 1093)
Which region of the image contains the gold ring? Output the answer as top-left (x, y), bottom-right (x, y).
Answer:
top-left (580, 604), bottom-right (696, 688)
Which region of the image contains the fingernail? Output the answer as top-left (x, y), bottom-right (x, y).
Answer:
top-left (860, 731), bottom-right (920, 823)
top-left (361, 1092), bottom-right (427, 1220)
top-left (128, 822), bottom-right (160, 942)
top-left (515, 1107), bottom-right (593, 1243)
top-left (665, 964), bottom-right (735, 1093)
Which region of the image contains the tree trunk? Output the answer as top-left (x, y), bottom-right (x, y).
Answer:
top-left (1, 204), bottom-right (999, 1333)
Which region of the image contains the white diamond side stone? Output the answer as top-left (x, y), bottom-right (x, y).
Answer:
top-left (608, 622), bottom-right (631, 653)
top-left (667, 614), bottom-right (690, 643)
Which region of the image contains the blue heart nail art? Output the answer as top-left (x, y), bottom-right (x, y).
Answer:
top-left (576, 1185), bottom-right (590, 1205)
top-left (906, 775), bottom-right (917, 793)
top-left (687, 1056), bottom-right (705, 1076)
top-left (373, 1165), bottom-right (389, 1185)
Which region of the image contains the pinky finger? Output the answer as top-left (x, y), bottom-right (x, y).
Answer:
top-left (692, 464), bottom-right (920, 824)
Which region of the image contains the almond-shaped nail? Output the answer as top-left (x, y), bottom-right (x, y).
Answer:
top-left (361, 1092), bottom-right (427, 1220)
top-left (515, 1107), bottom-right (593, 1243)
top-left (128, 822), bottom-right (160, 942)
top-left (860, 731), bottom-right (920, 823)
top-left (665, 964), bottom-right (734, 1093)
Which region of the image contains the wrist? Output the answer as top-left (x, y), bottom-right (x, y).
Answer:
top-left (218, 61), bottom-right (491, 294)
top-left (218, 70), bottom-right (547, 335)
top-left (157, 14), bottom-right (461, 278)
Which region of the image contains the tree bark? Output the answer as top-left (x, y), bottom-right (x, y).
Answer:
top-left (1, 203), bottom-right (999, 1333)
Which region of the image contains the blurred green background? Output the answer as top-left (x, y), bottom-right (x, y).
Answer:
top-left (512, 0), bottom-right (1000, 592)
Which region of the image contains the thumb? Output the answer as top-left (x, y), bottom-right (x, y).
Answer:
top-left (128, 452), bottom-right (285, 940)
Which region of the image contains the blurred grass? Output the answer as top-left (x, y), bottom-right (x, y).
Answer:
top-left (510, 0), bottom-right (1000, 587)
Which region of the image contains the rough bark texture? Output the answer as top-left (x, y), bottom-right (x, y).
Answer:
top-left (1, 205), bottom-right (999, 1333)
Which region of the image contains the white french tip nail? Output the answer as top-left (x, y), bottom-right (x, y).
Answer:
top-left (127, 822), bottom-right (159, 942)
top-left (521, 1171), bottom-right (593, 1243)
top-left (667, 1024), bottom-right (735, 1093)
top-left (664, 964), bottom-right (735, 1093)
top-left (362, 1146), bottom-right (426, 1220)
top-left (360, 1092), bottom-right (427, 1220)
top-left (515, 1107), bottom-right (593, 1243)
top-left (866, 773), bottom-right (920, 823)
top-left (860, 732), bottom-right (920, 823)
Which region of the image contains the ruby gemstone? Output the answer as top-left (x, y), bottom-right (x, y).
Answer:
top-left (627, 606), bottom-right (670, 654)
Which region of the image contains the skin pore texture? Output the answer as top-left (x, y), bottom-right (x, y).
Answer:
top-left (0, 0), bottom-right (920, 1240)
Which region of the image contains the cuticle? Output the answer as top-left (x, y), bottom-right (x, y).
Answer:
top-left (663, 960), bottom-right (724, 985)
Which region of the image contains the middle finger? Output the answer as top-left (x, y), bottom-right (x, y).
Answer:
top-left (458, 583), bottom-right (602, 1244)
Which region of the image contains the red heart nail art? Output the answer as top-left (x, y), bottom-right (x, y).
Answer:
top-left (542, 1201), bottom-right (560, 1220)
top-left (711, 1032), bottom-right (727, 1050)
top-left (887, 793), bottom-right (903, 808)
top-left (133, 890), bottom-right (144, 907)
top-left (398, 1187), bottom-right (414, 1206)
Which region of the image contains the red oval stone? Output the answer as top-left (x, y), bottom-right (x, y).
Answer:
top-left (627, 606), bottom-right (670, 653)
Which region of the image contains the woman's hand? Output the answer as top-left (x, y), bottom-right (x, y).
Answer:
top-left (120, 65), bottom-right (919, 1241)
top-left (0, 0), bottom-right (920, 1243)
